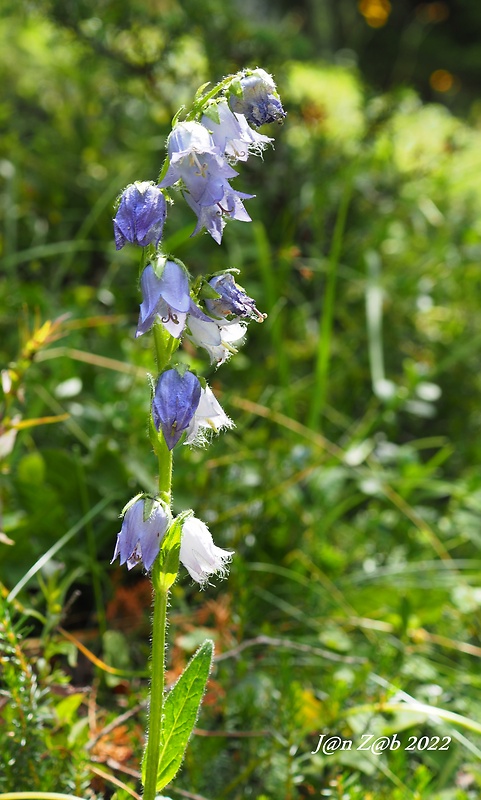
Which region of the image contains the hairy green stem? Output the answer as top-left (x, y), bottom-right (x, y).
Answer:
top-left (142, 328), bottom-right (174, 800)
top-left (142, 562), bottom-right (169, 800)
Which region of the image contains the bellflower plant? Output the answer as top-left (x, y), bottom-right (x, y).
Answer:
top-left (110, 68), bottom-right (283, 800)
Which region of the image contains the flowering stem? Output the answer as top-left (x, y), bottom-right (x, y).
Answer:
top-left (142, 562), bottom-right (169, 800)
top-left (142, 331), bottom-right (174, 800)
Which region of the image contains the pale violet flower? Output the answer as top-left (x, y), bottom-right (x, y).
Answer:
top-left (152, 368), bottom-right (202, 450)
top-left (184, 385), bottom-right (234, 446)
top-left (159, 121), bottom-right (237, 207)
top-left (201, 100), bottom-right (272, 163)
top-left (136, 261), bottom-right (190, 338)
top-left (180, 515), bottom-right (233, 586)
top-left (186, 302), bottom-right (247, 365)
top-left (205, 272), bottom-right (264, 321)
top-left (111, 496), bottom-right (171, 571)
top-left (113, 182), bottom-right (167, 250)
top-left (228, 68), bottom-right (286, 127)
top-left (184, 184), bottom-right (253, 245)
top-left (159, 120), bottom-right (253, 244)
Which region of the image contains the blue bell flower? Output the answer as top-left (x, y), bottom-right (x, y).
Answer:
top-left (152, 369), bottom-right (202, 450)
top-left (113, 182), bottom-right (167, 250)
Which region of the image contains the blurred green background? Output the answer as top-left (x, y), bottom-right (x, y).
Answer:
top-left (3, 1), bottom-right (481, 798)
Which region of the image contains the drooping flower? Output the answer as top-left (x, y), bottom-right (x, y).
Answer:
top-left (184, 385), bottom-right (234, 446)
top-left (136, 260), bottom-right (191, 338)
top-left (201, 100), bottom-right (272, 163)
top-left (113, 182), bottom-right (167, 250)
top-left (111, 496), bottom-right (171, 571)
top-left (159, 121), bottom-right (238, 206)
top-left (185, 301), bottom-right (246, 365)
top-left (180, 515), bottom-right (233, 586)
top-left (205, 272), bottom-right (265, 321)
top-left (152, 368), bottom-right (202, 450)
top-left (184, 184), bottom-right (253, 245)
top-left (228, 68), bottom-right (286, 128)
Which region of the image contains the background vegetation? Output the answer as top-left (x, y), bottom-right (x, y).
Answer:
top-left (2, 1), bottom-right (481, 798)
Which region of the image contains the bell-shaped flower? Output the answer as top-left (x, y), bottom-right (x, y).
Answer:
top-left (180, 515), bottom-right (233, 586)
top-left (201, 100), bottom-right (272, 163)
top-left (184, 184), bottom-right (253, 245)
top-left (205, 272), bottom-right (264, 321)
top-left (136, 261), bottom-right (191, 338)
top-left (111, 496), bottom-right (171, 571)
top-left (186, 301), bottom-right (246, 365)
top-left (228, 68), bottom-right (286, 128)
top-left (184, 384), bottom-right (234, 446)
top-left (159, 121), bottom-right (238, 207)
top-left (152, 368), bottom-right (202, 450)
top-left (113, 182), bottom-right (167, 250)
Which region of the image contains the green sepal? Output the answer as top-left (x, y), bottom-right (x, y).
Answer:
top-left (212, 267), bottom-right (240, 277)
top-left (228, 76), bottom-right (243, 97)
top-left (120, 492), bottom-right (144, 517)
top-left (153, 639), bottom-right (215, 792)
top-left (198, 279), bottom-right (221, 301)
top-left (169, 254), bottom-right (190, 275)
top-left (157, 156), bottom-right (170, 185)
top-left (202, 103), bottom-right (221, 126)
top-left (154, 510), bottom-right (193, 592)
top-left (152, 254), bottom-right (168, 279)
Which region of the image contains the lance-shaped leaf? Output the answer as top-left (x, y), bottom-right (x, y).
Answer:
top-left (153, 639), bottom-right (214, 792)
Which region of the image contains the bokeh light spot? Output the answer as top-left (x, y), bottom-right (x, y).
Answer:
top-left (430, 69), bottom-right (454, 92)
top-left (358, 0), bottom-right (392, 28)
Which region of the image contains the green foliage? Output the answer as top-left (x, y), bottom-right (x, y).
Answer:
top-left (149, 639), bottom-right (214, 791)
top-left (0, 597), bottom-right (90, 793)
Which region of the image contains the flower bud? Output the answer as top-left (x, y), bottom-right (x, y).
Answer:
top-left (229, 68), bottom-right (286, 128)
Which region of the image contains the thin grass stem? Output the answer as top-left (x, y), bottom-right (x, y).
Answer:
top-left (308, 181), bottom-right (352, 430)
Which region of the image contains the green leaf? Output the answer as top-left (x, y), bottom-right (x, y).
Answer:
top-left (194, 81), bottom-right (211, 101)
top-left (155, 639), bottom-right (214, 792)
top-left (54, 692), bottom-right (85, 726)
top-left (171, 105), bottom-right (185, 127)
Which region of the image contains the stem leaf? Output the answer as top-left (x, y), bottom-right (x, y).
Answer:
top-left (154, 639), bottom-right (214, 792)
